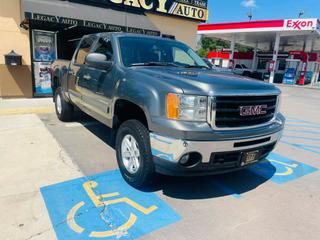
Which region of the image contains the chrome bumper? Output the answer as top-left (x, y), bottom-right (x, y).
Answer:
top-left (150, 130), bottom-right (283, 164)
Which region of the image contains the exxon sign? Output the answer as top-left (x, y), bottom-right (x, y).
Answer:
top-left (284, 18), bottom-right (318, 31)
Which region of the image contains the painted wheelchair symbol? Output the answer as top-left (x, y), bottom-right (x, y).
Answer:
top-left (268, 159), bottom-right (298, 176)
top-left (67, 181), bottom-right (158, 238)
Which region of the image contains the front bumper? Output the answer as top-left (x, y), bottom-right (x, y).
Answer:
top-left (150, 127), bottom-right (283, 176)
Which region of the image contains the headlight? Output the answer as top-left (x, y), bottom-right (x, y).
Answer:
top-left (277, 94), bottom-right (282, 113)
top-left (167, 93), bottom-right (207, 121)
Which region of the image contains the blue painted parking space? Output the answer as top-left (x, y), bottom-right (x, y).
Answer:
top-left (217, 152), bottom-right (318, 199)
top-left (249, 153), bottom-right (318, 184)
top-left (41, 171), bottom-right (181, 240)
top-left (40, 116), bottom-right (320, 240)
top-left (282, 117), bottom-right (320, 156)
top-left (282, 141), bottom-right (320, 155)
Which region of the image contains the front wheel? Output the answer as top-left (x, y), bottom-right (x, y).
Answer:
top-left (115, 120), bottom-right (156, 188)
top-left (54, 87), bottom-right (74, 122)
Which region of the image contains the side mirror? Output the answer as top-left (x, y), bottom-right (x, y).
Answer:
top-left (85, 53), bottom-right (112, 70)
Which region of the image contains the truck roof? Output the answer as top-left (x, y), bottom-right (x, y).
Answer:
top-left (82, 32), bottom-right (176, 42)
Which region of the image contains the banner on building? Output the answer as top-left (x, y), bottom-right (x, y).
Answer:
top-left (33, 62), bottom-right (53, 95)
top-left (32, 30), bottom-right (57, 62)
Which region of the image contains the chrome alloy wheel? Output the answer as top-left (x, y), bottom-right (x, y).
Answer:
top-left (56, 94), bottom-right (62, 115)
top-left (121, 134), bottom-right (141, 174)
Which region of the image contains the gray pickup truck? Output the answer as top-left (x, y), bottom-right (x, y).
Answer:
top-left (52, 33), bottom-right (285, 188)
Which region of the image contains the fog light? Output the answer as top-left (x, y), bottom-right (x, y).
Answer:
top-left (179, 152), bottom-right (202, 167)
top-left (180, 154), bottom-right (190, 165)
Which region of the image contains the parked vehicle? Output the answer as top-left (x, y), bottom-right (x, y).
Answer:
top-left (233, 64), bottom-right (254, 76)
top-left (52, 33), bottom-right (285, 188)
top-left (203, 58), bottom-right (233, 74)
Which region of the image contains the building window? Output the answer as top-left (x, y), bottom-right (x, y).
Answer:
top-left (278, 59), bottom-right (286, 71)
top-left (257, 59), bottom-right (268, 70)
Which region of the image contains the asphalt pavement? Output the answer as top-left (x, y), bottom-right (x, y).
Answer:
top-left (1, 85), bottom-right (320, 240)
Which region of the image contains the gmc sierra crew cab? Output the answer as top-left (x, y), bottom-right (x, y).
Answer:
top-left (52, 33), bottom-right (285, 188)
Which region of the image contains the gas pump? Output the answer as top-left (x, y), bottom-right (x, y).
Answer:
top-left (268, 60), bottom-right (275, 73)
top-left (314, 63), bottom-right (320, 84)
top-left (283, 51), bottom-right (309, 85)
top-left (305, 62), bottom-right (315, 84)
top-left (262, 60), bottom-right (275, 82)
top-left (229, 59), bottom-right (235, 69)
top-left (298, 61), bottom-right (307, 85)
top-left (307, 53), bottom-right (320, 85)
top-left (283, 59), bottom-right (300, 85)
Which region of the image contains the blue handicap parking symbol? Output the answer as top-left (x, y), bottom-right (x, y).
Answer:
top-left (249, 153), bottom-right (318, 184)
top-left (41, 170), bottom-right (181, 240)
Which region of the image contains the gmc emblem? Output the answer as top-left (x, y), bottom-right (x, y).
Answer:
top-left (240, 105), bottom-right (268, 117)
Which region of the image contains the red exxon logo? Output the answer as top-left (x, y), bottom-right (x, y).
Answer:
top-left (286, 19), bottom-right (314, 30)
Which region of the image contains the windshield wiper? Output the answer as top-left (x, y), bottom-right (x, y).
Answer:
top-left (130, 62), bottom-right (180, 67)
top-left (184, 65), bottom-right (210, 70)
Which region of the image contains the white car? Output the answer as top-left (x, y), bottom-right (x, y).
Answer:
top-left (202, 58), bottom-right (233, 74)
top-left (233, 64), bottom-right (253, 76)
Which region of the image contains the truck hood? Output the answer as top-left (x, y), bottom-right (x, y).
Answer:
top-left (133, 67), bottom-right (280, 95)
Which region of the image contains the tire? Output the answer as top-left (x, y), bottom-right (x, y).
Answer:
top-left (243, 71), bottom-right (251, 77)
top-left (54, 87), bottom-right (74, 122)
top-left (115, 120), bottom-right (156, 188)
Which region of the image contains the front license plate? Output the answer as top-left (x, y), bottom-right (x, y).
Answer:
top-left (242, 150), bottom-right (261, 165)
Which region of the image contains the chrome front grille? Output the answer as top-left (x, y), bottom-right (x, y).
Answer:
top-left (209, 95), bottom-right (279, 129)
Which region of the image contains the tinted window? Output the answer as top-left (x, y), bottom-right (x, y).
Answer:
top-left (173, 47), bottom-right (195, 65)
top-left (202, 58), bottom-right (213, 68)
top-left (257, 59), bottom-right (268, 70)
top-left (235, 64), bottom-right (242, 68)
top-left (93, 37), bottom-right (113, 61)
top-left (119, 36), bottom-right (208, 68)
top-left (278, 59), bottom-right (286, 71)
top-left (74, 36), bottom-right (95, 65)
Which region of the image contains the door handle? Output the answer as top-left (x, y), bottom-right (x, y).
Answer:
top-left (83, 74), bottom-right (91, 80)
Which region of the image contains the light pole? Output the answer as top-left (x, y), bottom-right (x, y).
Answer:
top-left (298, 10), bottom-right (304, 18)
top-left (247, 9), bottom-right (253, 21)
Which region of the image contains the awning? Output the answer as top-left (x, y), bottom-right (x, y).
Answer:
top-left (21, 0), bottom-right (160, 35)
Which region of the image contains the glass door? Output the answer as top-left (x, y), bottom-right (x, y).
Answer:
top-left (32, 30), bottom-right (57, 96)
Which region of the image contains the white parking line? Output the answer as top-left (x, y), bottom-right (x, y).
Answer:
top-left (65, 121), bottom-right (101, 128)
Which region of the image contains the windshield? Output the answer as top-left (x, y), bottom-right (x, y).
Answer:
top-left (119, 36), bottom-right (209, 68)
top-left (202, 58), bottom-right (213, 68)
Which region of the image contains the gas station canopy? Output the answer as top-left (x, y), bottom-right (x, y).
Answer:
top-left (198, 18), bottom-right (320, 51)
top-left (197, 18), bottom-right (320, 85)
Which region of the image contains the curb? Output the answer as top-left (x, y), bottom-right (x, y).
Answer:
top-left (0, 107), bottom-right (55, 116)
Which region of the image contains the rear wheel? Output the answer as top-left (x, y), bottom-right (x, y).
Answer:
top-left (116, 120), bottom-right (156, 188)
top-left (54, 87), bottom-right (74, 122)
top-left (243, 71), bottom-right (251, 77)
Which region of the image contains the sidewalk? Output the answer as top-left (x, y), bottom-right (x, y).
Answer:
top-left (0, 113), bottom-right (83, 240)
top-left (275, 82), bottom-right (320, 90)
top-left (0, 97), bottom-right (55, 115)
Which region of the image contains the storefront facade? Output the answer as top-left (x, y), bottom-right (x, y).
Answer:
top-left (0, 0), bottom-right (208, 98)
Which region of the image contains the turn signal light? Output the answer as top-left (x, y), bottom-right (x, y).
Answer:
top-left (167, 93), bottom-right (180, 119)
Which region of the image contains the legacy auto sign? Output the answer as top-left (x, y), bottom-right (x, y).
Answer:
top-left (69, 0), bottom-right (208, 21)
top-left (26, 12), bottom-right (161, 36)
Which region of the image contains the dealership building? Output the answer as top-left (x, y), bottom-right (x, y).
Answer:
top-left (0, 0), bottom-right (208, 98)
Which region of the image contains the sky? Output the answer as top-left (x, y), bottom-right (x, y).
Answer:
top-left (207, 0), bottom-right (320, 23)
